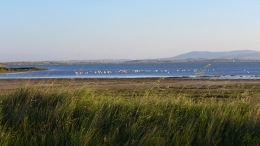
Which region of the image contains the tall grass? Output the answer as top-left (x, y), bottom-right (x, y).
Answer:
top-left (0, 86), bottom-right (260, 145)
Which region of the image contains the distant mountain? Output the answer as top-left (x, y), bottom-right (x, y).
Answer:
top-left (68, 59), bottom-right (131, 63)
top-left (162, 50), bottom-right (260, 60)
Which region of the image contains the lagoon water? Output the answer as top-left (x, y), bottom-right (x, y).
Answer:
top-left (1, 62), bottom-right (260, 79)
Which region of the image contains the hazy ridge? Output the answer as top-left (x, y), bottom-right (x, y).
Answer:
top-left (163, 50), bottom-right (260, 60)
top-left (1, 50), bottom-right (260, 65)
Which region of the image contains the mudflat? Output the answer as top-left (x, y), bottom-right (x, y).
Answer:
top-left (1, 78), bottom-right (260, 97)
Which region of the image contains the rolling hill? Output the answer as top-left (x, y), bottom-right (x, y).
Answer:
top-left (162, 50), bottom-right (260, 60)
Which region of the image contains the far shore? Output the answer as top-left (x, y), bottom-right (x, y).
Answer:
top-left (0, 66), bottom-right (47, 73)
top-left (1, 58), bottom-right (260, 66)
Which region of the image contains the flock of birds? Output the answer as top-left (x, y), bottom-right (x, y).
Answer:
top-left (73, 69), bottom-right (220, 76)
top-left (73, 67), bottom-right (253, 76)
top-left (74, 69), bottom-right (170, 75)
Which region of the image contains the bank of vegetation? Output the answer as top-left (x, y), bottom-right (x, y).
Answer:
top-left (0, 85), bottom-right (259, 146)
top-left (0, 65), bottom-right (46, 73)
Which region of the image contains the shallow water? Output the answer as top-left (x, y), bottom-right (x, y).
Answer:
top-left (1, 62), bottom-right (260, 79)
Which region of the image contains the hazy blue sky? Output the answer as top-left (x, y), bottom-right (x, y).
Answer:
top-left (1, 1), bottom-right (260, 62)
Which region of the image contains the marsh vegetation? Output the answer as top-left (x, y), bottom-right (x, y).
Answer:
top-left (0, 79), bottom-right (259, 145)
top-left (0, 66), bottom-right (47, 73)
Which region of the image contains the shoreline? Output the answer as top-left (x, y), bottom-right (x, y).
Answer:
top-left (0, 77), bottom-right (260, 83)
top-left (0, 67), bottom-right (47, 73)
top-left (1, 76), bottom-right (260, 80)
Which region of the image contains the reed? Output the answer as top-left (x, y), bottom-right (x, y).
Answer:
top-left (0, 84), bottom-right (259, 145)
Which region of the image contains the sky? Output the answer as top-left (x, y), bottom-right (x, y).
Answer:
top-left (1, 1), bottom-right (260, 62)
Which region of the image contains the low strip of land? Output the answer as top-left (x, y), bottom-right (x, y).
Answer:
top-left (0, 66), bottom-right (47, 73)
top-left (1, 78), bottom-right (260, 98)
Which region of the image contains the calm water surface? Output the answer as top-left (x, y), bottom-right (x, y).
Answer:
top-left (1, 62), bottom-right (260, 79)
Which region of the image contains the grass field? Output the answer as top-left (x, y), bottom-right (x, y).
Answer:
top-left (0, 78), bottom-right (260, 145)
